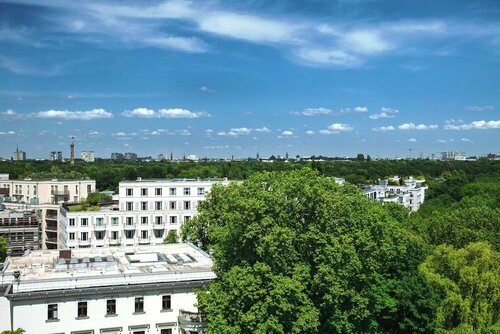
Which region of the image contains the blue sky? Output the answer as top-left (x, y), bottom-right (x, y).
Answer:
top-left (0, 0), bottom-right (499, 159)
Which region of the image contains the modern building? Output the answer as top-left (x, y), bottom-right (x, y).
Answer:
top-left (1, 175), bottom-right (96, 250)
top-left (111, 153), bottom-right (125, 161)
top-left (0, 209), bottom-right (41, 256)
top-left (12, 147), bottom-right (26, 161)
top-left (62, 178), bottom-right (230, 249)
top-left (81, 151), bottom-right (96, 163)
top-left (124, 152), bottom-right (138, 161)
top-left (0, 243), bottom-right (214, 334)
top-left (362, 176), bottom-right (427, 211)
top-left (441, 151), bottom-right (466, 161)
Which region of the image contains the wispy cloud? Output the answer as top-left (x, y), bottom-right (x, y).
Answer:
top-left (34, 108), bottom-right (112, 120)
top-left (369, 107), bottom-right (399, 120)
top-left (0, 131), bottom-right (16, 135)
top-left (466, 105), bottom-right (494, 112)
top-left (291, 107), bottom-right (332, 116)
top-left (320, 123), bottom-right (354, 134)
top-left (218, 127), bottom-right (252, 136)
top-left (444, 119), bottom-right (500, 130)
top-left (408, 138), bottom-right (418, 143)
top-left (0, 54), bottom-right (65, 76)
top-left (200, 86), bottom-right (217, 94)
top-left (122, 108), bottom-right (210, 119)
top-left (280, 130), bottom-right (294, 136)
top-left (372, 125), bottom-right (395, 132)
top-left (255, 127), bottom-right (271, 133)
top-left (398, 122), bottom-right (438, 130)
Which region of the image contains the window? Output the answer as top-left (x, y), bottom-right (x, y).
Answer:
top-left (141, 217), bottom-right (148, 225)
top-left (155, 216), bottom-right (162, 225)
top-left (197, 187), bottom-right (205, 196)
top-left (169, 216), bottom-right (177, 224)
top-left (126, 188), bottom-right (133, 196)
top-left (134, 297), bottom-right (144, 313)
top-left (111, 217), bottom-right (119, 226)
top-left (125, 230), bottom-right (135, 239)
top-left (106, 299), bottom-right (116, 315)
top-left (126, 202), bottom-right (133, 211)
top-left (47, 304), bottom-right (58, 320)
top-left (184, 201), bottom-right (191, 210)
top-left (126, 217), bottom-right (134, 225)
top-left (95, 231), bottom-right (105, 240)
top-left (184, 216), bottom-right (191, 223)
top-left (80, 232), bottom-right (88, 241)
top-left (141, 188), bottom-right (148, 196)
top-left (96, 217), bottom-right (104, 226)
top-left (183, 187), bottom-right (190, 196)
top-left (76, 185), bottom-right (79, 194)
top-left (141, 230), bottom-right (148, 239)
top-left (162, 295), bottom-right (171, 310)
top-left (69, 232), bottom-right (75, 240)
top-left (111, 231), bottom-right (118, 240)
top-left (77, 301), bottom-right (87, 318)
top-left (169, 201), bottom-right (176, 210)
top-left (87, 185), bottom-right (92, 193)
top-left (81, 218), bottom-right (88, 226)
top-left (64, 185), bottom-right (69, 194)
top-left (169, 188), bottom-right (176, 196)
top-left (153, 229), bottom-right (164, 238)
top-left (155, 188), bottom-right (162, 196)
top-left (141, 202), bottom-right (148, 210)
top-left (69, 218), bottom-right (75, 226)
top-left (160, 329), bottom-right (172, 334)
top-left (155, 201), bottom-right (162, 210)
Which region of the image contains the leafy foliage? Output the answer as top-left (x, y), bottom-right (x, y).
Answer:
top-left (185, 169), bottom-right (436, 333)
top-left (420, 242), bottom-right (500, 333)
top-left (0, 237), bottom-right (7, 262)
top-left (163, 230), bottom-right (178, 244)
top-left (1, 328), bottom-right (25, 334)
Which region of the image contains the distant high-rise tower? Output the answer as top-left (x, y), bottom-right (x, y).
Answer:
top-left (70, 137), bottom-right (75, 166)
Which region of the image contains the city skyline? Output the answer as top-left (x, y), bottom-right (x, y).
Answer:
top-left (1, 0), bottom-right (499, 158)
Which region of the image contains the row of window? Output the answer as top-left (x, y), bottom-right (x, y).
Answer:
top-left (69, 215), bottom-right (191, 228)
top-left (126, 200), bottom-right (198, 211)
top-left (126, 187), bottom-right (205, 196)
top-left (47, 296), bottom-right (172, 321)
top-left (69, 228), bottom-right (177, 241)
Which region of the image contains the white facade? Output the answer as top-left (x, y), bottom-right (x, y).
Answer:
top-left (81, 151), bottom-right (96, 163)
top-left (0, 243), bottom-right (213, 334)
top-left (363, 176), bottom-right (427, 211)
top-left (63, 178), bottom-right (230, 249)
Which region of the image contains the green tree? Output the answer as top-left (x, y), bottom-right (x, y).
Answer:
top-left (85, 192), bottom-right (112, 205)
top-left (420, 242), bottom-right (500, 333)
top-left (164, 230), bottom-right (178, 244)
top-left (185, 169), bottom-right (436, 333)
top-left (0, 237), bottom-right (7, 262)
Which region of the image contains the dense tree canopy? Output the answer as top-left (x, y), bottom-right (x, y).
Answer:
top-left (0, 237), bottom-right (7, 262)
top-left (420, 242), bottom-right (499, 333)
top-left (184, 169), bottom-right (436, 333)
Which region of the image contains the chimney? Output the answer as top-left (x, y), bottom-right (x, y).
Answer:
top-left (70, 137), bottom-right (75, 166)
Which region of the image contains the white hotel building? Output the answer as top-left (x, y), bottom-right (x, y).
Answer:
top-left (63, 178), bottom-right (230, 249)
top-left (0, 243), bottom-right (213, 334)
top-left (363, 176), bottom-right (427, 211)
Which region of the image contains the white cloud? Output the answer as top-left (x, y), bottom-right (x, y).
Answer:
top-left (291, 107), bottom-right (332, 116)
top-left (461, 138), bottom-right (472, 142)
top-left (294, 48), bottom-right (362, 67)
top-left (327, 123), bottom-right (353, 132)
top-left (281, 130), bottom-right (294, 136)
top-left (143, 36), bottom-right (207, 53)
top-left (369, 107), bottom-right (399, 120)
top-left (113, 132), bottom-right (127, 136)
top-left (372, 125), bottom-right (395, 132)
top-left (342, 30), bottom-right (392, 54)
top-left (200, 86), bottom-right (216, 94)
top-left (122, 108), bottom-right (210, 119)
top-left (466, 105), bottom-right (494, 112)
top-left (408, 138), bottom-right (417, 142)
top-left (218, 127), bottom-right (252, 136)
top-left (1, 109), bottom-right (17, 116)
top-left (398, 123), bottom-right (438, 130)
top-left (255, 127), bottom-right (271, 133)
top-left (437, 139), bottom-right (447, 143)
top-left (319, 129), bottom-right (337, 135)
top-left (305, 130), bottom-right (314, 135)
top-left (34, 108), bottom-right (112, 120)
top-left (0, 131), bottom-right (16, 135)
top-left (444, 119), bottom-right (500, 130)
top-left (340, 106), bottom-right (368, 113)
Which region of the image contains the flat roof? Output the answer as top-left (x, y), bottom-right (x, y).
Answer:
top-left (120, 178), bottom-right (229, 184)
top-left (1, 243), bottom-right (214, 294)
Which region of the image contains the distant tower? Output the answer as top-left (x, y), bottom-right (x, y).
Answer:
top-left (170, 151), bottom-right (173, 161)
top-left (70, 137), bottom-right (75, 166)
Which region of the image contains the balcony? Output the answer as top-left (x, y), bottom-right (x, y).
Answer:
top-left (45, 214), bottom-right (58, 220)
top-left (78, 239), bottom-right (91, 246)
top-left (45, 237), bottom-right (58, 244)
top-left (178, 309), bottom-right (208, 334)
top-left (138, 238), bottom-right (150, 245)
top-left (153, 223), bottom-right (166, 229)
top-left (94, 239), bottom-right (105, 247)
top-left (93, 223), bottom-right (106, 230)
top-left (124, 224), bottom-right (136, 230)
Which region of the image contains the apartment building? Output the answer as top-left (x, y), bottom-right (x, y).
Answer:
top-left (1, 175), bottom-right (96, 250)
top-left (81, 151), bottom-right (96, 163)
top-left (0, 209), bottom-right (41, 256)
top-left (63, 178), bottom-right (230, 249)
top-left (0, 243), bottom-right (213, 334)
top-left (362, 176), bottom-right (427, 211)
